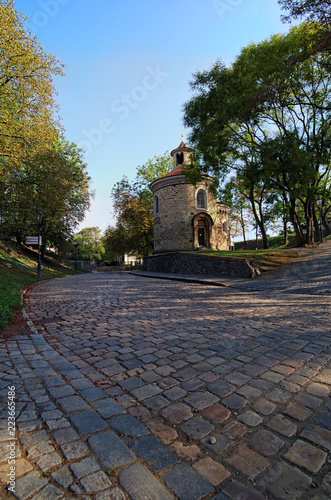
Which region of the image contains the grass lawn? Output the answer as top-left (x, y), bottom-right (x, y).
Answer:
top-left (189, 248), bottom-right (300, 273)
top-left (234, 234), bottom-right (297, 250)
top-left (192, 233), bottom-right (331, 272)
top-left (186, 235), bottom-right (305, 272)
top-left (0, 242), bottom-right (75, 332)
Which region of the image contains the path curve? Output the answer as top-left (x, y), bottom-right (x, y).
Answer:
top-left (0, 242), bottom-right (330, 499)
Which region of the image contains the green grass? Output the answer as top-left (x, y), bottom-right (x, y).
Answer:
top-left (190, 246), bottom-right (300, 273)
top-left (0, 242), bottom-right (76, 332)
top-left (234, 234), bottom-right (297, 250)
top-left (189, 249), bottom-right (263, 258)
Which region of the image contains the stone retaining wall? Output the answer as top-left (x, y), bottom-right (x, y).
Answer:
top-left (67, 260), bottom-right (97, 272)
top-left (143, 252), bottom-right (260, 278)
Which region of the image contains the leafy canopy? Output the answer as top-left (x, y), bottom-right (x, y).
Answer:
top-left (105, 152), bottom-right (173, 257)
top-left (0, 2), bottom-right (92, 251)
top-left (0, 0), bottom-right (64, 173)
top-left (183, 22), bottom-right (331, 245)
top-left (278, 0), bottom-right (331, 23)
top-left (73, 227), bottom-right (105, 262)
top-left (1, 136), bottom-right (92, 251)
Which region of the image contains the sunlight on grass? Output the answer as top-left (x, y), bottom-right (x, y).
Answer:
top-left (187, 248), bottom-right (299, 273)
top-left (0, 243), bottom-right (76, 331)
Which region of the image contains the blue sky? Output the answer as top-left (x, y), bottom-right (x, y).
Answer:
top-left (15, 0), bottom-right (292, 233)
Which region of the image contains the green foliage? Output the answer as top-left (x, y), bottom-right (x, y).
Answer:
top-left (1, 136), bottom-right (92, 251)
top-left (184, 22), bottom-right (331, 247)
top-left (135, 152), bottom-right (173, 200)
top-left (278, 0), bottom-right (331, 23)
top-left (109, 179), bottom-right (154, 257)
top-left (0, 242), bottom-right (75, 332)
top-left (73, 227), bottom-right (105, 262)
top-left (0, 304), bottom-right (12, 331)
top-left (0, 0), bottom-right (64, 172)
top-left (103, 224), bottom-right (128, 260)
top-left (0, 3), bottom-right (91, 251)
top-left (106, 153), bottom-right (173, 257)
top-left (219, 177), bottom-right (252, 240)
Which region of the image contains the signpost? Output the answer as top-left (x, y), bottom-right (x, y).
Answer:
top-left (25, 212), bottom-right (43, 276)
top-left (37, 213), bottom-right (43, 277)
top-left (25, 237), bottom-right (42, 245)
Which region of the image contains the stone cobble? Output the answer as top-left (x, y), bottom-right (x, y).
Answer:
top-left (0, 241), bottom-right (330, 498)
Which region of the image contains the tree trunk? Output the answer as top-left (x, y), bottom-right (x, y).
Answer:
top-left (322, 212), bottom-right (330, 236)
top-left (255, 225), bottom-right (258, 250)
top-left (241, 207), bottom-right (247, 243)
top-left (249, 187), bottom-right (269, 249)
top-left (258, 200), bottom-right (269, 249)
top-left (304, 201), bottom-right (314, 245)
top-left (282, 192), bottom-right (288, 245)
top-left (313, 208), bottom-right (321, 242)
top-left (283, 214), bottom-right (288, 245)
top-left (289, 198), bottom-right (305, 246)
top-left (261, 224), bottom-right (269, 249)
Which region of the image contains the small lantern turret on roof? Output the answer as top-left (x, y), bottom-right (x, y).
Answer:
top-left (170, 139), bottom-right (193, 168)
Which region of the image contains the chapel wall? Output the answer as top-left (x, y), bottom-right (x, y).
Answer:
top-left (153, 177), bottom-right (228, 252)
top-left (153, 179), bottom-right (194, 252)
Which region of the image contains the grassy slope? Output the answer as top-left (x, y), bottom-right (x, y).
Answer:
top-left (0, 242), bottom-right (75, 331)
top-left (2, 234), bottom-right (328, 332)
top-left (192, 249), bottom-right (300, 272)
top-left (192, 235), bottom-right (301, 272)
top-left (234, 234), bottom-right (297, 250)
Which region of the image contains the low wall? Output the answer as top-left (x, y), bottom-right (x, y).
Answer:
top-left (143, 252), bottom-right (260, 278)
top-left (68, 260), bottom-right (97, 272)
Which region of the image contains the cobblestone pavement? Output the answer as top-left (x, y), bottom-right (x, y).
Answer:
top-left (0, 242), bottom-right (330, 499)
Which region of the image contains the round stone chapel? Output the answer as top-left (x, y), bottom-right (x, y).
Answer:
top-left (150, 141), bottom-right (230, 253)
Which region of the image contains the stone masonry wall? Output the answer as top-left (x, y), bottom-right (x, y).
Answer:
top-left (75, 260), bottom-right (97, 272)
top-left (154, 179), bottom-right (193, 251)
top-left (153, 177), bottom-right (225, 252)
top-left (143, 253), bottom-right (260, 278)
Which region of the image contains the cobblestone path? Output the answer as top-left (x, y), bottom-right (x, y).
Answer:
top-left (0, 242), bottom-right (330, 499)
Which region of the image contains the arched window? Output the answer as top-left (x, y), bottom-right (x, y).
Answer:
top-left (154, 195), bottom-right (160, 214)
top-left (176, 152), bottom-right (184, 165)
top-left (222, 221), bottom-right (228, 233)
top-left (197, 189), bottom-right (207, 209)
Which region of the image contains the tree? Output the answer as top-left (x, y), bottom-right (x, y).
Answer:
top-left (0, 0), bottom-right (64, 175)
top-left (111, 177), bottom-right (154, 256)
top-left (103, 225), bottom-right (127, 263)
top-left (73, 227), bottom-right (105, 261)
top-left (0, 3), bottom-right (92, 251)
top-left (1, 137), bottom-right (92, 252)
top-left (219, 177), bottom-right (251, 243)
top-left (135, 152), bottom-right (173, 200)
top-left (105, 153), bottom-right (173, 257)
top-left (278, 0), bottom-right (331, 23)
top-left (184, 22), bottom-right (331, 246)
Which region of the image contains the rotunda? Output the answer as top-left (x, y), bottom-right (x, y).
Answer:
top-left (150, 141), bottom-right (229, 253)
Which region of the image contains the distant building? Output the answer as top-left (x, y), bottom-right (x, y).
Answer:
top-left (150, 141), bottom-right (229, 253)
top-left (120, 254), bottom-right (142, 266)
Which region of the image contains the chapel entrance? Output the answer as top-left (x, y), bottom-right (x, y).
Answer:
top-left (193, 214), bottom-right (213, 248)
top-left (198, 228), bottom-right (205, 246)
